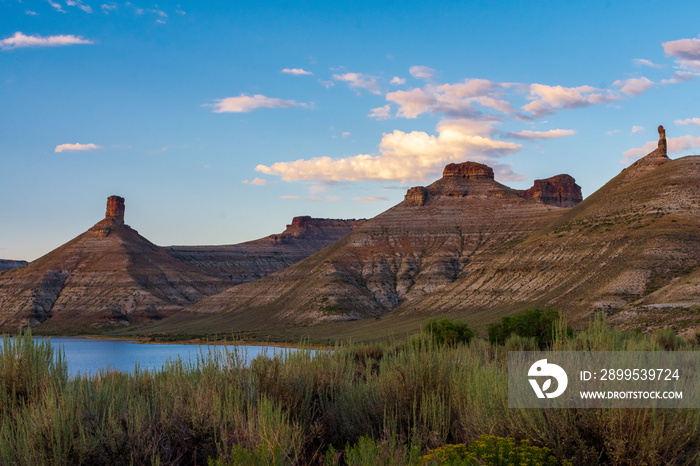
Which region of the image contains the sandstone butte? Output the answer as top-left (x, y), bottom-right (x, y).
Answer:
top-left (150, 125), bottom-right (700, 339)
top-left (0, 196), bottom-right (363, 331)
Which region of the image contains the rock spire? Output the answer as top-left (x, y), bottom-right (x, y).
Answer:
top-left (658, 125), bottom-right (667, 156)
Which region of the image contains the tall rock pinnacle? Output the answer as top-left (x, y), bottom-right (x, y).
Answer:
top-left (658, 125), bottom-right (668, 156)
top-left (105, 195), bottom-right (125, 225)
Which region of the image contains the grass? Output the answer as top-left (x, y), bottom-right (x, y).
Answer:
top-left (0, 318), bottom-right (699, 465)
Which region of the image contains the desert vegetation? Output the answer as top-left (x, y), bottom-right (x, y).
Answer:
top-left (0, 317), bottom-right (698, 465)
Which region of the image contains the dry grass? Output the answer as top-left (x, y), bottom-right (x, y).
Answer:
top-left (0, 319), bottom-right (698, 465)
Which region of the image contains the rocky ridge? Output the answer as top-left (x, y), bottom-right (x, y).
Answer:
top-left (399, 130), bottom-right (699, 329)
top-left (152, 126), bottom-right (700, 336)
top-left (0, 197), bottom-right (362, 330)
top-left (405, 162), bottom-right (582, 208)
top-left (165, 216), bottom-right (364, 283)
top-left (170, 163), bottom-right (582, 327)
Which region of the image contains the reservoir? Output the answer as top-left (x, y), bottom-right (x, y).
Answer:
top-left (38, 338), bottom-right (304, 378)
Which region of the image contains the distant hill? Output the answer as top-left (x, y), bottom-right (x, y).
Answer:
top-left (165, 216), bottom-right (364, 284)
top-left (0, 197), bottom-right (362, 331)
top-left (0, 260), bottom-right (27, 272)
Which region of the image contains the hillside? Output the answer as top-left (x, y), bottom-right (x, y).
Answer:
top-left (165, 216), bottom-right (363, 283)
top-left (150, 161), bottom-right (581, 333)
top-left (399, 149), bottom-right (700, 331)
top-left (144, 126), bottom-right (700, 339)
top-left (0, 197), bottom-right (362, 331)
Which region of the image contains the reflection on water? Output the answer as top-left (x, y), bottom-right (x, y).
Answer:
top-left (37, 338), bottom-right (304, 378)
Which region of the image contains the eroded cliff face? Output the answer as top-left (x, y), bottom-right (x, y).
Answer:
top-left (161, 133), bottom-right (700, 334)
top-left (400, 150), bottom-right (700, 329)
top-left (406, 162), bottom-right (582, 208)
top-left (0, 198), bottom-right (363, 330)
top-left (165, 217), bottom-right (364, 283)
top-left (517, 175), bottom-right (582, 207)
top-left (178, 161), bottom-right (577, 327)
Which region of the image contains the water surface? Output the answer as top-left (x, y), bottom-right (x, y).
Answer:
top-left (39, 338), bottom-right (302, 378)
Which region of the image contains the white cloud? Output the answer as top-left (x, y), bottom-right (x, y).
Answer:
top-left (522, 83), bottom-right (619, 117)
top-left (25, 10), bottom-right (38, 15)
top-left (242, 178), bottom-right (275, 186)
top-left (409, 65), bottom-right (436, 80)
top-left (54, 143), bottom-right (103, 153)
top-left (661, 71), bottom-right (699, 84)
top-left (675, 117), bottom-right (700, 127)
top-left (282, 68), bottom-right (312, 76)
top-left (342, 132), bottom-right (351, 138)
top-left (369, 105), bottom-right (391, 120)
top-left (621, 135), bottom-right (700, 163)
top-left (207, 94), bottom-right (308, 113)
top-left (633, 58), bottom-right (662, 69)
top-left (256, 119), bottom-right (520, 183)
top-left (506, 129), bottom-right (576, 140)
top-left (66, 0), bottom-right (92, 13)
top-left (332, 72), bottom-right (381, 94)
top-left (280, 195), bottom-right (300, 200)
top-left (663, 37), bottom-right (700, 70)
top-left (101, 3), bottom-right (117, 13)
top-left (631, 125), bottom-right (644, 134)
top-left (613, 77), bottom-right (654, 96)
top-left (390, 76), bottom-right (406, 85)
top-left (47, 0), bottom-right (65, 13)
top-left (606, 129), bottom-right (621, 135)
top-left (387, 78), bottom-right (514, 119)
top-left (0, 31), bottom-right (93, 50)
top-left (354, 196), bottom-right (389, 202)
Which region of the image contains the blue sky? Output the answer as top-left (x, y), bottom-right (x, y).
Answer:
top-left (2, 0), bottom-right (700, 261)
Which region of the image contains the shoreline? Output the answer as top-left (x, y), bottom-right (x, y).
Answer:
top-left (20, 333), bottom-right (333, 350)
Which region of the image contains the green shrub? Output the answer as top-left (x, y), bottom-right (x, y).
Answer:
top-left (424, 319), bottom-right (475, 346)
top-left (487, 308), bottom-right (571, 349)
top-left (1, 318), bottom-right (698, 465)
top-left (0, 329), bottom-right (67, 414)
top-left (329, 435), bottom-right (421, 466)
top-left (652, 328), bottom-right (686, 350)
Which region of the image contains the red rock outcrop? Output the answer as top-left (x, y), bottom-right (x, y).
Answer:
top-left (273, 216), bottom-right (364, 241)
top-left (658, 125), bottom-right (667, 156)
top-left (106, 195), bottom-right (125, 223)
top-left (90, 196), bottom-right (128, 237)
top-left (404, 187), bottom-right (429, 206)
top-left (166, 217), bottom-right (363, 282)
top-left (517, 174), bottom-right (582, 207)
top-left (442, 161), bottom-right (494, 179)
top-left (618, 124), bottom-right (671, 184)
top-left (404, 161), bottom-right (580, 207)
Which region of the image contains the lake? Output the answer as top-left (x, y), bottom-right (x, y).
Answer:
top-left (38, 338), bottom-right (305, 378)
